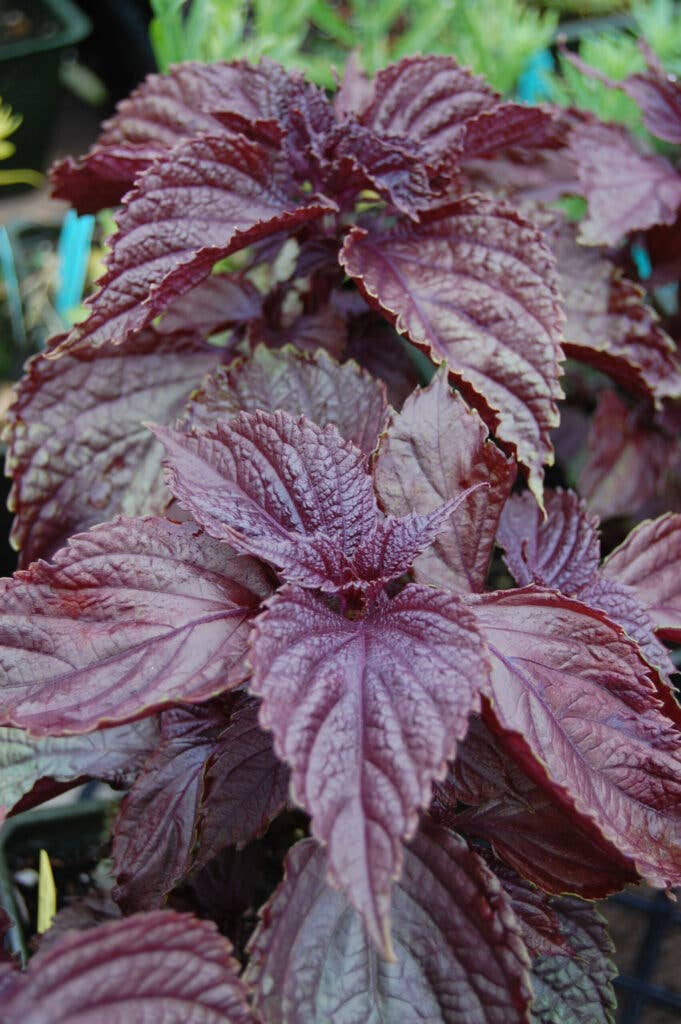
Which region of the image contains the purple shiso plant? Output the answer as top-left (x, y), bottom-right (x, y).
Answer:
top-left (0, 51), bottom-right (680, 1021)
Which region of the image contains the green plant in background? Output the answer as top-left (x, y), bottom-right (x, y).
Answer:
top-left (149, 0), bottom-right (557, 95)
top-left (541, 1), bottom-right (681, 141)
top-left (0, 99), bottom-right (42, 189)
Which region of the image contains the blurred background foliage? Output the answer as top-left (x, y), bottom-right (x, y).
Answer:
top-left (148, 0), bottom-right (558, 95)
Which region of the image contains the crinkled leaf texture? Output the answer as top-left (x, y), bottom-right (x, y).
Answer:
top-left (0, 719), bottom-right (158, 822)
top-left (497, 489), bottom-right (678, 692)
top-left (113, 696), bottom-right (288, 912)
top-left (4, 328), bottom-right (218, 566)
top-left (603, 513), bottom-right (681, 640)
top-left (474, 588), bottom-right (681, 890)
top-left (374, 369), bottom-right (515, 593)
top-left (51, 58), bottom-right (299, 211)
top-left (183, 345), bottom-right (388, 455)
top-left (1, 910), bottom-right (256, 1023)
top-left (250, 584), bottom-right (491, 957)
top-left (529, 897), bottom-right (617, 1024)
top-left (0, 517), bottom-right (270, 735)
top-left (441, 717), bottom-right (637, 897)
top-left (497, 488), bottom-right (600, 595)
top-left (246, 830), bottom-right (532, 1023)
top-left (569, 120), bottom-right (681, 246)
top-left (61, 133), bottom-right (334, 352)
top-left (341, 196), bottom-right (564, 501)
top-left (156, 410), bottom-right (462, 593)
top-left (540, 211), bottom-right (681, 405)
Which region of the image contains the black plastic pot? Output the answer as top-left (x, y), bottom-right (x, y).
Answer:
top-left (0, 0), bottom-right (90, 175)
top-left (0, 799), bottom-right (110, 964)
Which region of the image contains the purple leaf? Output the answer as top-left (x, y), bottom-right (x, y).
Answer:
top-left (483, 858), bottom-right (570, 959)
top-left (2, 910), bottom-right (256, 1023)
top-left (5, 328), bottom-right (218, 566)
top-left (578, 391), bottom-right (676, 521)
top-left (192, 694), bottom-right (289, 871)
top-left (360, 55), bottom-right (497, 158)
top-left (0, 517), bottom-right (270, 735)
top-left (249, 583), bottom-right (491, 956)
top-left (155, 411), bottom-right (377, 576)
top-left (50, 59), bottom-right (300, 212)
top-left (182, 345), bottom-right (388, 455)
top-left (456, 103), bottom-right (561, 160)
top-left (246, 830), bottom-right (532, 1022)
top-left (111, 694), bottom-right (287, 912)
top-left (474, 587), bottom-right (681, 890)
top-left (157, 410), bottom-right (456, 592)
top-left (579, 575), bottom-right (678, 698)
top-left (0, 719), bottom-right (158, 823)
top-left (497, 489), bottom-right (600, 595)
top-left (497, 488), bottom-right (678, 697)
top-left (59, 133), bottom-right (334, 352)
top-left (603, 513), bottom-right (681, 640)
top-left (374, 369), bottom-right (516, 592)
top-left (340, 196), bottom-right (564, 502)
top-left (623, 67), bottom-right (681, 144)
top-left (529, 897), bottom-right (617, 1024)
top-left (569, 120), bottom-right (681, 246)
top-left (566, 44), bottom-right (681, 145)
top-left (444, 717), bottom-right (638, 897)
top-left (157, 273), bottom-right (263, 339)
top-left (317, 120), bottom-right (437, 219)
top-left (112, 703), bottom-right (228, 912)
top-left (540, 210), bottom-right (681, 404)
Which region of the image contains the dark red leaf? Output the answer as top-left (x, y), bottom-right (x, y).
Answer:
top-left (624, 67), bottom-right (681, 144)
top-left (569, 120), bottom-right (681, 246)
top-left (36, 892), bottom-right (121, 954)
top-left (2, 910), bottom-right (256, 1023)
top-left (192, 694), bottom-right (289, 871)
top-left (474, 587), bottom-right (681, 890)
top-left (457, 103), bottom-right (561, 161)
top-left (603, 513), bottom-right (681, 640)
top-left (374, 369), bottom-right (515, 592)
top-left (340, 196), bottom-right (564, 501)
top-left (578, 391), bottom-right (676, 520)
top-left (360, 55), bottom-right (497, 158)
top-left (157, 273), bottom-right (263, 339)
top-left (540, 211), bottom-right (681, 404)
top-left (566, 44), bottom-right (681, 145)
top-left (497, 488), bottom-right (678, 694)
top-left (484, 858), bottom-right (570, 959)
top-left (579, 575), bottom-right (677, 690)
top-left (497, 489), bottom-right (600, 595)
top-left (445, 717), bottom-right (637, 897)
top-left (112, 703), bottom-right (227, 912)
top-left (155, 411), bottom-right (377, 581)
top-left (0, 517), bottom-right (270, 735)
top-left (182, 345), bottom-right (388, 455)
top-left (0, 719), bottom-right (158, 822)
top-left (59, 133), bottom-right (334, 352)
top-left (249, 584), bottom-right (491, 956)
top-left (529, 897), bottom-right (617, 1024)
top-left (246, 830), bottom-right (532, 1022)
top-left (157, 410), bottom-right (457, 592)
top-left (318, 120), bottom-right (437, 219)
top-left (4, 328), bottom-right (218, 566)
top-left (50, 59), bottom-right (299, 212)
